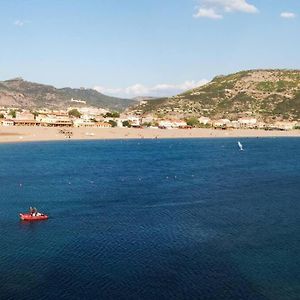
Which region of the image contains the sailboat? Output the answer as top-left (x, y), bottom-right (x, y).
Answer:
top-left (238, 141), bottom-right (244, 151)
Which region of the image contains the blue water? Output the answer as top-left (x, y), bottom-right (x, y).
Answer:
top-left (0, 138), bottom-right (299, 300)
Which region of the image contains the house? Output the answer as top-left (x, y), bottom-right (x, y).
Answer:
top-left (2, 119), bottom-right (14, 126)
top-left (71, 98), bottom-right (86, 104)
top-left (14, 120), bottom-right (40, 126)
top-left (15, 112), bottom-right (35, 121)
top-left (229, 121), bottom-right (240, 128)
top-left (95, 122), bottom-right (112, 128)
top-left (213, 119), bottom-right (231, 128)
top-left (39, 115), bottom-right (73, 127)
top-left (159, 119), bottom-right (187, 128)
top-left (73, 119), bottom-right (94, 127)
top-left (126, 116), bottom-right (141, 127)
top-left (238, 117), bottom-right (257, 127)
top-left (141, 115), bottom-right (155, 124)
top-left (198, 116), bottom-right (211, 125)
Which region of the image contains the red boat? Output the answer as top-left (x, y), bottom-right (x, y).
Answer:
top-left (20, 213), bottom-right (48, 221)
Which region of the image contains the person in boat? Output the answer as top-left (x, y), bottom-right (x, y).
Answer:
top-left (30, 207), bottom-right (38, 216)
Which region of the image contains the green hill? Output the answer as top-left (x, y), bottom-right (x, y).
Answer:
top-left (131, 70), bottom-right (300, 121)
top-left (0, 78), bottom-right (135, 111)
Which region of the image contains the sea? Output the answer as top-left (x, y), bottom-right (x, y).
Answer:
top-left (0, 138), bottom-right (299, 300)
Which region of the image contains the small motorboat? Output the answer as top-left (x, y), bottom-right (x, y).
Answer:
top-left (20, 213), bottom-right (48, 221)
top-left (20, 207), bottom-right (48, 221)
top-left (20, 213), bottom-right (49, 221)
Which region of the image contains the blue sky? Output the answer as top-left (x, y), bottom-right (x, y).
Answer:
top-left (0, 0), bottom-right (299, 98)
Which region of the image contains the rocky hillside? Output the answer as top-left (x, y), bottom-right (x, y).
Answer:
top-left (131, 70), bottom-right (300, 121)
top-left (0, 78), bottom-right (135, 111)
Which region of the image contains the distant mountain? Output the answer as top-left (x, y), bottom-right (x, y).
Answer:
top-left (0, 78), bottom-right (135, 111)
top-left (130, 70), bottom-right (300, 121)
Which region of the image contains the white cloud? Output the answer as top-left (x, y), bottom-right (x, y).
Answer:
top-left (194, 8), bottom-right (223, 19)
top-left (280, 12), bottom-right (296, 19)
top-left (14, 20), bottom-right (25, 27)
top-left (94, 80), bottom-right (208, 98)
top-left (13, 20), bottom-right (30, 27)
top-left (125, 84), bottom-right (149, 96)
top-left (211, 0), bottom-right (258, 13)
top-left (194, 0), bottom-right (258, 19)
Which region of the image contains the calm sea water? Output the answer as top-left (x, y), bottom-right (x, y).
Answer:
top-left (0, 138), bottom-right (299, 300)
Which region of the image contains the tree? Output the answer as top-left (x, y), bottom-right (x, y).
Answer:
top-left (185, 117), bottom-right (199, 127)
top-left (8, 110), bottom-right (16, 118)
top-left (0, 113), bottom-right (4, 119)
top-left (142, 122), bottom-right (152, 127)
top-left (32, 111), bottom-right (39, 119)
top-left (122, 120), bottom-right (131, 128)
top-left (68, 109), bottom-right (81, 118)
top-left (104, 112), bottom-right (120, 118)
top-left (108, 120), bottom-right (117, 127)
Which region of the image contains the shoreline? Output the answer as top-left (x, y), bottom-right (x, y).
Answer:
top-left (1, 126), bottom-right (300, 144)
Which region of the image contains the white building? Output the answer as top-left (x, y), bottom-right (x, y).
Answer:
top-left (213, 119), bottom-right (231, 127)
top-left (71, 98), bottom-right (86, 104)
top-left (15, 112), bottom-right (35, 121)
top-left (116, 119), bottom-right (124, 128)
top-left (198, 116), bottom-right (211, 125)
top-left (159, 119), bottom-right (187, 128)
top-left (95, 122), bottom-right (112, 128)
top-left (1, 119), bottom-right (14, 126)
top-left (38, 115), bottom-right (72, 127)
top-left (238, 117), bottom-right (257, 127)
top-left (73, 119), bottom-right (95, 127)
top-left (126, 116), bottom-right (141, 127)
top-left (230, 121), bottom-right (240, 128)
top-left (141, 115), bottom-right (155, 124)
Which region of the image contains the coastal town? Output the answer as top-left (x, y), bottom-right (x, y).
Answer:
top-left (1, 105), bottom-right (300, 131)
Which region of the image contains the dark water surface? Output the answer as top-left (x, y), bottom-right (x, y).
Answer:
top-left (0, 138), bottom-right (299, 300)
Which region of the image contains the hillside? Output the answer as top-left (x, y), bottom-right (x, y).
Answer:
top-left (0, 78), bottom-right (135, 111)
top-left (131, 70), bottom-right (300, 121)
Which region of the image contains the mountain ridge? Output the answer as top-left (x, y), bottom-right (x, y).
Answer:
top-left (130, 69), bottom-right (300, 121)
top-left (0, 78), bottom-right (135, 111)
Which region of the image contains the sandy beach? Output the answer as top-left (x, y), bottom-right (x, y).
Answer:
top-left (0, 126), bottom-right (300, 143)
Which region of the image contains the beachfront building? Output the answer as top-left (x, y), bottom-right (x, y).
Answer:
top-left (159, 119), bottom-right (187, 129)
top-left (1, 119), bottom-right (14, 126)
top-left (158, 120), bottom-right (174, 128)
top-left (15, 112), bottom-right (35, 121)
top-left (126, 116), bottom-right (141, 127)
top-left (95, 122), bottom-right (112, 128)
top-left (141, 115), bottom-right (155, 124)
top-left (39, 115), bottom-right (73, 127)
top-left (14, 120), bottom-right (40, 126)
top-left (238, 117), bottom-right (257, 128)
top-left (73, 118), bottom-right (95, 127)
top-left (13, 111), bottom-right (39, 126)
top-left (115, 115), bottom-right (142, 128)
top-left (198, 116), bottom-right (211, 125)
top-left (116, 119), bottom-right (124, 127)
top-left (80, 114), bottom-right (95, 122)
top-left (229, 121), bottom-right (240, 128)
top-left (213, 119), bottom-right (231, 128)
top-left (256, 122), bottom-right (267, 129)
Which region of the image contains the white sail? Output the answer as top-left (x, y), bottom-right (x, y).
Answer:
top-left (238, 141), bottom-right (244, 151)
